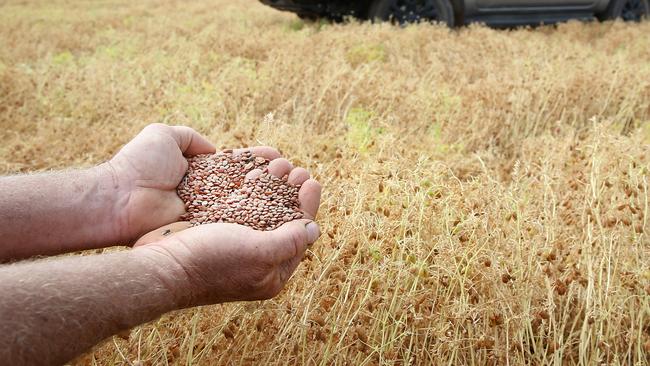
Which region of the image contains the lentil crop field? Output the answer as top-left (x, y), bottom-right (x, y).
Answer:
top-left (1, 0), bottom-right (649, 364)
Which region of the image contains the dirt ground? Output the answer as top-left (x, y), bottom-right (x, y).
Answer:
top-left (1, 0), bottom-right (649, 364)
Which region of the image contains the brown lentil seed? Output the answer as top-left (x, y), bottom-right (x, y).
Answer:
top-left (177, 151), bottom-right (303, 230)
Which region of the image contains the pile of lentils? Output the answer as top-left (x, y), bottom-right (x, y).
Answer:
top-left (177, 150), bottom-right (303, 231)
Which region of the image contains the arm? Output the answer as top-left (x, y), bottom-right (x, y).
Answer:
top-left (0, 165), bottom-right (121, 260)
top-left (0, 158), bottom-right (322, 366)
top-left (0, 220), bottom-right (320, 366)
top-left (0, 124), bottom-right (217, 261)
top-left (0, 249), bottom-right (183, 366)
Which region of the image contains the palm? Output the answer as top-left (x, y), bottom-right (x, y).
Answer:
top-left (159, 223), bottom-right (287, 304)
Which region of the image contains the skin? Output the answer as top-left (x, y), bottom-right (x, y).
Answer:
top-left (0, 124), bottom-right (322, 366)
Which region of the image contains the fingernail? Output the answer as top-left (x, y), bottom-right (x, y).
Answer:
top-left (305, 222), bottom-right (320, 243)
top-left (245, 169), bottom-right (262, 181)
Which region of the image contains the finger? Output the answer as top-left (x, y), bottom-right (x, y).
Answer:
top-left (298, 179), bottom-right (322, 220)
top-left (233, 146), bottom-right (281, 161)
top-left (267, 219), bottom-right (319, 263)
top-left (268, 158), bottom-right (293, 178)
top-left (169, 126), bottom-right (216, 156)
top-left (133, 222), bottom-right (193, 247)
top-left (245, 168), bottom-right (264, 181)
top-left (287, 167), bottom-right (310, 186)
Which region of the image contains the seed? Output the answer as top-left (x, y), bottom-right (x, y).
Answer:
top-left (311, 314), bottom-right (326, 327)
top-left (554, 280), bottom-right (567, 296)
top-left (177, 151), bottom-right (303, 231)
top-left (489, 313), bottom-right (503, 327)
top-left (476, 338), bottom-right (494, 349)
top-left (354, 326), bottom-right (368, 343)
top-left (483, 259), bottom-right (491, 267)
top-left (537, 310), bottom-right (550, 320)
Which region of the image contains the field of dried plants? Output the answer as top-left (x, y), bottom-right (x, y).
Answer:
top-left (1, 0), bottom-right (649, 364)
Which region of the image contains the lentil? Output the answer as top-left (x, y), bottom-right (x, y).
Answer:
top-left (177, 151), bottom-right (303, 230)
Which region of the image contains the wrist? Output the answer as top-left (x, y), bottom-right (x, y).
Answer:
top-left (92, 161), bottom-right (134, 245)
top-left (132, 243), bottom-right (194, 309)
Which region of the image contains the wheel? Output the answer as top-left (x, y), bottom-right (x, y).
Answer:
top-left (369, 0), bottom-right (455, 27)
top-left (599, 0), bottom-right (650, 21)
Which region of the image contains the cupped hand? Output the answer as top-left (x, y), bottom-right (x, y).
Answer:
top-left (108, 123), bottom-right (215, 243)
top-left (134, 161), bottom-right (322, 306)
top-left (109, 123), bottom-right (284, 244)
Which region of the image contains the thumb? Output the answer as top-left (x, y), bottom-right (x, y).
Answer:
top-left (267, 219), bottom-right (320, 263)
top-left (169, 125), bottom-right (216, 156)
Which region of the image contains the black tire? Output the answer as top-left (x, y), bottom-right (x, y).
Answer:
top-left (598, 0), bottom-right (650, 21)
top-left (369, 0), bottom-right (455, 27)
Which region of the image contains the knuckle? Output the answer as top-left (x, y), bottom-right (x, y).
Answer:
top-left (144, 122), bottom-right (168, 132)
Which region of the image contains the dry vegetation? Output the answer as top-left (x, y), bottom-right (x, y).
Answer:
top-left (1, 0), bottom-right (649, 364)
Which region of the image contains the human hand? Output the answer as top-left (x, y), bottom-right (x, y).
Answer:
top-left (134, 161), bottom-right (321, 306)
top-left (109, 123), bottom-right (285, 245)
top-left (106, 123), bottom-right (216, 243)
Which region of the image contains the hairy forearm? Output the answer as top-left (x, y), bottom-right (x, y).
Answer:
top-left (0, 164), bottom-right (123, 260)
top-left (0, 248), bottom-right (186, 366)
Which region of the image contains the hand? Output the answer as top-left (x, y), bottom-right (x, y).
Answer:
top-left (106, 123), bottom-right (216, 243)
top-left (134, 160), bottom-right (321, 306)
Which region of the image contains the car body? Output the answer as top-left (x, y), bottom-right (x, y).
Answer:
top-left (260, 0), bottom-right (649, 27)
top-left (461, 0), bottom-right (609, 27)
top-left (260, 0), bottom-right (372, 22)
